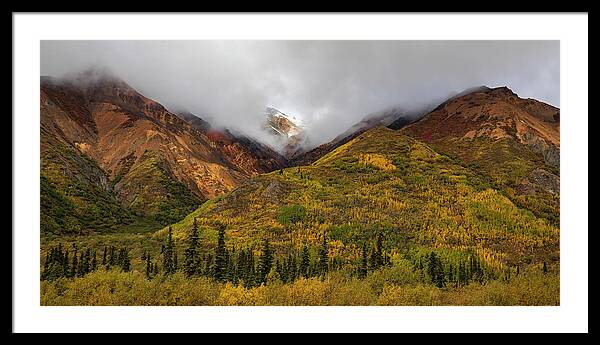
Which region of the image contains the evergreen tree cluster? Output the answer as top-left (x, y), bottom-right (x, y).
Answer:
top-left (412, 251), bottom-right (494, 288)
top-left (42, 243), bottom-right (99, 281)
top-left (153, 223), bottom-right (343, 287)
top-left (357, 233), bottom-right (392, 278)
top-left (100, 245), bottom-right (131, 272)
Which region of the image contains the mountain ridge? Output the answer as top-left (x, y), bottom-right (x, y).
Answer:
top-left (40, 73), bottom-right (287, 233)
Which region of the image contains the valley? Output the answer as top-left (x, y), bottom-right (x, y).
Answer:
top-left (39, 76), bottom-right (560, 306)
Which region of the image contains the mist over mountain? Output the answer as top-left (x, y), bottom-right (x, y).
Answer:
top-left (41, 40), bottom-right (559, 151)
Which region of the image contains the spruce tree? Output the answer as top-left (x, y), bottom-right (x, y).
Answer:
top-left (287, 252), bottom-right (297, 282)
top-left (359, 243), bottom-right (368, 279)
top-left (318, 234), bottom-right (328, 277)
top-left (121, 247), bottom-right (131, 272)
top-left (213, 223), bottom-right (227, 282)
top-left (236, 249), bottom-right (247, 286)
top-left (109, 246), bottom-right (116, 267)
top-left (71, 249), bottom-right (78, 278)
top-left (183, 218), bottom-right (200, 277)
top-left (375, 233), bottom-right (384, 269)
top-left (146, 253), bottom-right (152, 279)
top-left (62, 250), bottom-right (69, 277)
top-left (458, 261), bottom-right (467, 286)
top-left (246, 249), bottom-right (256, 288)
top-left (173, 251), bottom-right (178, 272)
top-left (258, 238), bottom-right (273, 284)
top-left (299, 245), bottom-right (310, 278)
top-left (228, 246), bottom-right (237, 284)
top-left (77, 251), bottom-right (84, 277)
top-left (102, 246), bottom-right (107, 266)
top-left (42, 252), bottom-right (50, 280)
top-left (163, 227), bottom-right (175, 275)
top-left (204, 253), bottom-right (213, 278)
top-left (91, 251), bottom-right (97, 272)
top-left (369, 247), bottom-right (378, 271)
top-left (82, 249), bottom-right (90, 276)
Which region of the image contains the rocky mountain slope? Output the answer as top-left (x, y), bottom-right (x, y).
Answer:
top-left (400, 86), bottom-right (560, 224)
top-left (41, 72), bottom-right (286, 234)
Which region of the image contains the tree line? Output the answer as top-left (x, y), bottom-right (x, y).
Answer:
top-left (43, 220), bottom-right (540, 289)
top-left (42, 243), bottom-right (131, 281)
top-left (411, 251), bottom-right (497, 288)
top-left (155, 219), bottom-right (394, 287)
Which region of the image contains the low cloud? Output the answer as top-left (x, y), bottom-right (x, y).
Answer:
top-left (41, 40), bottom-right (559, 149)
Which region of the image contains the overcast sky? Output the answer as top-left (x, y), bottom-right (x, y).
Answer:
top-left (41, 40), bottom-right (559, 148)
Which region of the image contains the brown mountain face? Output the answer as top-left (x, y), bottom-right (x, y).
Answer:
top-left (400, 86), bottom-right (560, 224)
top-left (40, 73), bottom-right (286, 233)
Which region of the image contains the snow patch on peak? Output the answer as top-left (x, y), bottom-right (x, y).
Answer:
top-left (266, 106), bottom-right (308, 128)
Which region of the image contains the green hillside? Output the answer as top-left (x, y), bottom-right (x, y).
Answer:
top-left (40, 126), bottom-right (559, 305)
top-left (40, 128), bottom-right (137, 236)
top-left (113, 150), bottom-right (204, 225)
top-left (161, 126), bottom-right (558, 266)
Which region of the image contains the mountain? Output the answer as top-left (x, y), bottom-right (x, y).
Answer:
top-left (41, 83), bottom-right (560, 306)
top-left (289, 106), bottom-right (424, 166)
top-left (399, 86), bottom-right (560, 224)
top-left (163, 125), bottom-right (558, 271)
top-left (40, 72), bottom-right (286, 235)
top-left (264, 107), bottom-right (307, 158)
top-left (161, 85), bottom-right (559, 270)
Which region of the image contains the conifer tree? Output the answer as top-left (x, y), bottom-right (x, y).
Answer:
top-left (287, 252), bottom-right (297, 282)
top-left (359, 243), bottom-right (368, 279)
top-left (163, 227), bottom-right (175, 275)
top-left (204, 253), bottom-right (213, 277)
top-left (77, 251), bottom-right (84, 277)
top-left (278, 258), bottom-right (288, 283)
top-left (82, 249), bottom-right (90, 276)
top-left (173, 251), bottom-right (178, 272)
top-left (318, 234), bottom-right (328, 277)
top-left (427, 252), bottom-right (445, 288)
top-left (121, 247), bottom-right (131, 272)
top-left (447, 263), bottom-right (454, 285)
top-left (183, 218), bottom-right (200, 277)
top-left (110, 246), bottom-right (116, 267)
top-left (91, 251), bottom-right (97, 272)
top-left (71, 249), bottom-right (78, 278)
top-left (236, 248), bottom-right (247, 286)
top-left (375, 233), bottom-right (384, 269)
top-left (458, 261), bottom-right (467, 286)
top-left (146, 253), bottom-right (152, 279)
top-left (228, 245), bottom-right (237, 284)
top-left (242, 249), bottom-right (255, 288)
top-left (102, 246), bottom-right (107, 266)
top-left (258, 238), bottom-right (273, 284)
top-left (299, 245), bottom-right (310, 278)
top-left (213, 223), bottom-right (227, 282)
top-left (369, 247), bottom-right (378, 271)
top-left (62, 250), bottom-right (70, 277)
top-left (42, 252), bottom-right (50, 280)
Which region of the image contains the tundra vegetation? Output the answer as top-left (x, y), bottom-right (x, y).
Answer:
top-left (41, 127), bottom-right (559, 305)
